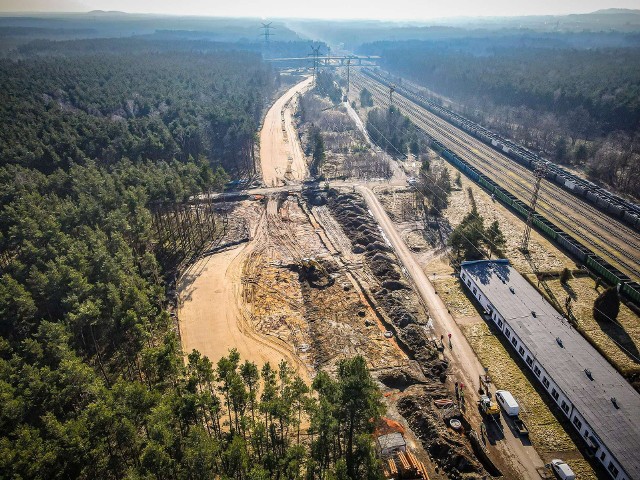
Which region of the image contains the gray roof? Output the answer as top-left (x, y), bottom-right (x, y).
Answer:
top-left (376, 432), bottom-right (406, 450)
top-left (462, 260), bottom-right (640, 480)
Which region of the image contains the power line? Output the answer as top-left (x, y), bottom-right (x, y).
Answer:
top-left (351, 74), bottom-right (508, 259)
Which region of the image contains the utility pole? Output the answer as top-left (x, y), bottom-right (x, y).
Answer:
top-left (520, 162), bottom-right (548, 252)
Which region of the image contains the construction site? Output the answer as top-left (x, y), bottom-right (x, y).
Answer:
top-left (177, 65), bottom-right (640, 480)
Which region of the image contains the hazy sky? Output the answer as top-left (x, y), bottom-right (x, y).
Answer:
top-left (2, 0), bottom-right (640, 19)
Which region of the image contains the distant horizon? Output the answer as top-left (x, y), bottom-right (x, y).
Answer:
top-left (1, 0), bottom-right (639, 22)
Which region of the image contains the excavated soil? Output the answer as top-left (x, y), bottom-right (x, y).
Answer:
top-left (321, 188), bottom-right (490, 478)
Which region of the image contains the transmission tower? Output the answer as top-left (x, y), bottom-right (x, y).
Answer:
top-left (308, 44), bottom-right (322, 86)
top-left (260, 22), bottom-right (275, 45)
top-left (346, 57), bottom-right (352, 95)
top-left (389, 83), bottom-right (396, 108)
top-left (520, 162), bottom-right (548, 252)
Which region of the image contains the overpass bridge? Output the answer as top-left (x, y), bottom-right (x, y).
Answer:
top-left (264, 55), bottom-right (379, 67)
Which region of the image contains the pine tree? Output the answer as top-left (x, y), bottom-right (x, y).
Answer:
top-left (485, 220), bottom-right (506, 259)
top-left (593, 287), bottom-right (620, 323)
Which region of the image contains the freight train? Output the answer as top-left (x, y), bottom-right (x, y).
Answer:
top-left (429, 137), bottom-right (640, 304)
top-left (362, 68), bottom-right (640, 231)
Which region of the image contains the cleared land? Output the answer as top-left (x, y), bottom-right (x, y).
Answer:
top-left (178, 70), bottom-right (633, 479)
top-left (260, 76), bottom-right (312, 186)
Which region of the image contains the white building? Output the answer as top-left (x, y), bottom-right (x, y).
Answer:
top-left (460, 259), bottom-right (640, 480)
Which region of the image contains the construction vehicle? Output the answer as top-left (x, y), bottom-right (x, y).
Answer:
top-left (478, 394), bottom-right (501, 420)
top-left (297, 258), bottom-right (334, 287)
top-left (478, 371), bottom-right (492, 395)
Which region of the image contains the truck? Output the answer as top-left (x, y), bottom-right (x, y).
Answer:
top-left (513, 416), bottom-right (530, 437)
top-left (495, 390), bottom-right (520, 417)
top-left (549, 459), bottom-right (576, 480)
top-left (478, 395), bottom-right (501, 419)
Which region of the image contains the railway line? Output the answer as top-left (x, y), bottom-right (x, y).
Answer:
top-left (351, 72), bottom-right (640, 283)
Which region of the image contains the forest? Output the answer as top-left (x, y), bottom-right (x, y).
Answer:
top-left (0, 38), bottom-right (382, 479)
top-left (0, 49), bottom-right (276, 175)
top-left (360, 39), bottom-right (640, 197)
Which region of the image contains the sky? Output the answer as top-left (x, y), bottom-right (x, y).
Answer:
top-left (1, 0), bottom-right (640, 19)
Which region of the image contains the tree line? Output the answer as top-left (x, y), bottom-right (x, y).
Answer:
top-left (366, 106), bottom-right (426, 157)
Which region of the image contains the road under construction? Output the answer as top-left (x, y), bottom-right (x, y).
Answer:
top-left (177, 73), bottom-right (579, 479)
top-left (174, 63), bottom-right (640, 478)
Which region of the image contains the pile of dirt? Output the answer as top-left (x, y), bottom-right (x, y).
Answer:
top-left (398, 385), bottom-right (487, 479)
top-left (326, 192), bottom-right (418, 328)
top-left (376, 363), bottom-right (429, 391)
top-left (322, 190), bottom-right (487, 478)
top-left (323, 190), bottom-right (443, 367)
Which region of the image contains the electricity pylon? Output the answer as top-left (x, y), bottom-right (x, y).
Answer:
top-left (308, 44), bottom-right (322, 86)
top-left (521, 162), bottom-right (548, 252)
top-left (260, 22), bottom-right (275, 45)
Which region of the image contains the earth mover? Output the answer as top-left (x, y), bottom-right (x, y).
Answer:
top-left (478, 395), bottom-right (501, 420)
top-left (297, 258), bottom-right (334, 288)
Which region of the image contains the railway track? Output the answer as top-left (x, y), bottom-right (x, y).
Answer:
top-left (351, 72), bottom-right (640, 282)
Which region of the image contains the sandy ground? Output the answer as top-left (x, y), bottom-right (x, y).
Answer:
top-left (178, 244), bottom-right (303, 371)
top-left (260, 76), bottom-right (312, 187)
top-left (178, 76), bottom-right (312, 376)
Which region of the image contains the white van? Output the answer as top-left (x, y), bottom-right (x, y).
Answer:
top-left (550, 459), bottom-right (576, 480)
top-left (495, 390), bottom-right (520, 416)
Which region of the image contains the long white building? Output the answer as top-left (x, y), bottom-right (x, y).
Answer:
top-left (460, 259), bottom-right (640, 480)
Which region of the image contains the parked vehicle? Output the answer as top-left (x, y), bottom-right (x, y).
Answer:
top-left (478, 395), bottom-right (501, 419)
top-left (513, 416), bottom-right (529, 437)
top-left (549, 459), bottom-right (576, 480)
top-left (495, 390), bottom-right (520, 417)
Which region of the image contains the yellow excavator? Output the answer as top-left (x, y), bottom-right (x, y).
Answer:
top-left (478, 395), bottom-right (501, 420)
top-left (298, 258), bottom-right (334, 288)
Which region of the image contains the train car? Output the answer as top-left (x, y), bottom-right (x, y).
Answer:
top-left (556, 234), bottom-right (589, 262)
top-left (622, 211), bottom-right (640, 229)
top-left (621, 282), bottom-right (640, 304)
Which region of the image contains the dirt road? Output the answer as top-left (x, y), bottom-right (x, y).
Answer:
top-left (177, 77), bottom-right (314, 377)
top-left (357, 184), bottom-right (545, 479)
top-left (178, 243), bottom-right (306, 374)
top-left (260, 76), bottom-right (313, 187)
